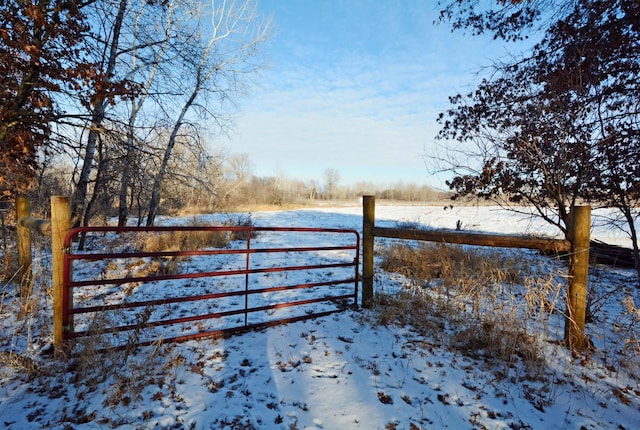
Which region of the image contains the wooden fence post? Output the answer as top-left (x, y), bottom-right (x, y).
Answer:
top-left (16, 196), bottom-right (33, 295)
top-left (0, 200), bottom-right (7, 279)
top-left (362, 195), bottom-right (375, 308)
top-left (51, 196), bottom-right (71, 351)
top-left (565, 205), bottom-right (591, 351)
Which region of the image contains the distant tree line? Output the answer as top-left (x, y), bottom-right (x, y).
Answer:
top-left (26, 155), bottom-right (447, 219)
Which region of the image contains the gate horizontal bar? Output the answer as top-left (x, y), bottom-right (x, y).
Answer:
top-left (67, 261), bottom-right (356, 288)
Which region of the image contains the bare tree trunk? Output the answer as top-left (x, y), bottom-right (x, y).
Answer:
top-left (118, 2), bottom-right (173, 227)
top-left (117, 144), bottom-right (132, 227)
top-left (80, 134), bottom-right (115, 248)
top-left (72, 0), bottom-right (128, 229)
top-left (146, 89), bottom-right (198, 226)
top-left (620, 206), bottom-right (640, 285)
top-left (144, 0), bottom-right (269, 225)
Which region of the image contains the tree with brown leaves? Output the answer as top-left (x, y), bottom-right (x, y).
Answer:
top-left (435, 0), bottom-right (640, 279)
top-left (1, 0), bottom-right (87, 196)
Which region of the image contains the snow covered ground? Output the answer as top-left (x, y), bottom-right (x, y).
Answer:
top-left (1, 203), bottom-right (639, 429)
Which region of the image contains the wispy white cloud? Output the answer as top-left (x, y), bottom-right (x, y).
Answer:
top-left (217, 0), bottom-right (513, 187)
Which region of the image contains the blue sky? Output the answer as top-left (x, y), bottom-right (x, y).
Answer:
top-left (220, 0), bottom-right (518, 188)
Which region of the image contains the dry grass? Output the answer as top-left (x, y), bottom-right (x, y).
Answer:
top-left (177, 202), bottom-right (314, 217)
top-left (379, 242), bottom-right (526, 293)
top-left (618, 295), bottom-right (640, 378)
top-left (56, 308), bottom-right (178, 411)
top-left (134, 228), bottom-right (229, 255)
top-left (128, 215), bottom-right (255, 278)
top-left (1, 215), bottom-right (16, 282)
top-left (1, 254), bottom-right (17, 284)
top-left (134, 215), bottom-right (256, 253)
top-left (0, 350), bottom-right (38, 381)
top-left (374, 242), bottom-right (560, 378)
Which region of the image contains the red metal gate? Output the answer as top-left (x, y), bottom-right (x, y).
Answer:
top-left (61, 226), bottom-right (360, 349)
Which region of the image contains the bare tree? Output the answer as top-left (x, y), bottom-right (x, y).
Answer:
top-left (227, 152), bottom-right (254, 184)
top-left (146, 0), bottom-right (270, 225)
top-left (323, 168), bottom-right (341, 200)
top-left (71, 0), bottom-right (134, 229)
top-left (117, 0), bottom-right (178, 226)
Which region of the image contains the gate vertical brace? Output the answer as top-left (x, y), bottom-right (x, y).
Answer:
top-left (362, 196), bottom-right (375, 308)
top-left (244, 229), bottom-right (252, 327)
top-left (354, 232), bottom-right (360, 307)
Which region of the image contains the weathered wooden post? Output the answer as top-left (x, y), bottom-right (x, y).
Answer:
top-left (16, 195), bottom-right (33, 295)
top-left (0, 199), bottom-right (8, 280)
top-left (565, 205), bottom-right (591, 351)
top-left (362, 195), bottom-right (375, 308)
top-left (51, 196), bottom-right (71, 351)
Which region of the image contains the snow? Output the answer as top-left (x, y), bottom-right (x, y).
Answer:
top-left (1, 203), bottom-right (639, 429)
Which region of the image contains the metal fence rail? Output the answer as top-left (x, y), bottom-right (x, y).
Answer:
top-left (62, 226), bottom-right (360, 348)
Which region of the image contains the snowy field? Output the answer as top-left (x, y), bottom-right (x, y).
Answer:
top-left (1, 203), bottom-right (639, 429)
